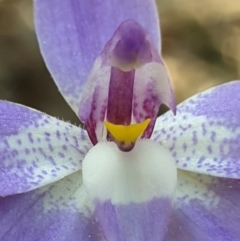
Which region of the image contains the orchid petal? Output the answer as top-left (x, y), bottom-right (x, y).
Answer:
top-left (152, 81), bottom-right (240, 178)
top-left (34, 0), bottom-right (160, 114)
top-left (0, 101), bottom-right (91, 196)
top-left (82, 140), bottom-right (177, 241)
top-left (0, 171), bottom-right (104, 241)
top-left (165, 170), bottom-right (240, 241)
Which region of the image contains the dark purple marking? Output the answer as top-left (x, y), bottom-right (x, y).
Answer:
top-left (25, 148), bottom-right (30, 155)
top-left (211, 131), bottom-right (216, 142)
top-left (110, 20), bottom-right (158, 67)
top-left (192, 131), bottom-right (198, 145)
top-left (183, 143), bottom-right (187, 152)
top-left (198, 156), bottom-right (206, 165)
top-left (28, 133), bottom-right (34, 143)
top-left (48, 156), bottom-right (56, 166)
top-left (58, 152), bottom-right (65, 158)
top-left (56, 130), bottom-right (61, 139)
top-left (17, 139), bottom-right (22, 145)
top-left (107, 67), bottom-right (134, 125)
top-left (48, 144), bottom-right (54, 152)
top-left (41, 170), bottom-right (48, 175)
top-left (201, 123), bottom-right (207, 136)
top-left (62, 145), bottom-right (67, 151)
top-left (207, 145), bottom-right (213, 154)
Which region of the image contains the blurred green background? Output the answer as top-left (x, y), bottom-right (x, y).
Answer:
top-left (0, 0), bottom-right (239, 123)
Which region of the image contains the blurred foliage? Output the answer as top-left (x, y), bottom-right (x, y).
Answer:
top-left (158, 0), bottom-right (240, 103)
top-left (0, 0), bottom-right (239, 123)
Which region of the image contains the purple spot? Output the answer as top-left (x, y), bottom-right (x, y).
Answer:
top-left (192, 131), bottom-right (198, 145)
top-left (58, 152), bottom-right (65, 158)
top-left (56, 130), bottom-right (61, 139)
top-left (4, 140), bottom-right (9, 148)
top-left (62, 145), bottom-right (67, 151)
top-left (198, 156), bottom-right (206, 165)
top-left (17, 139), bottom-right (22, 145)
top-left (28, 133), bottom-right (34, 143)
top-left (211, 131), bottom-right (216, 142)
top-left (183, 143), bottom-right (187, 152)
top-left (41, 170), bottom-right (48, 175)
top-left (48, 144), bottom-right (54, 152)
top-left (25, 148), bottom-right (30, 155)
top-left (201, 123), bottom-right (207, 136)
top-left (48, 156), bottom-right (56, 166)
top-left (207, 145), bottom-right (213, 154)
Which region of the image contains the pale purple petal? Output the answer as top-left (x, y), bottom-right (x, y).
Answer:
top-left (165, 170), bottom-right (240, 241)
top-left (0, 172), bottom-right (104, 241)
top-left (0, 101), bottom-right (91, 196)
top-left (152, 81), bottom-right (240, 178)
top-left (94, 198), bottom-right (172, 241)
top-left (34, 0), bottom-right (160, 113)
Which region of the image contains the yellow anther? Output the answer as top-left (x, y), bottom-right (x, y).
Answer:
top-left (104, 119), bottom-right (151, 144)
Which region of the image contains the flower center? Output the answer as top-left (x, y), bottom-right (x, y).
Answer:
top-left (104, 118), bottom-right (151, 151)
top-left (78, 19), bottom-right (176, 151)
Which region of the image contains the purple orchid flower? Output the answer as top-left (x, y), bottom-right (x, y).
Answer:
top-left (0, 0), bottom-right (239, 240)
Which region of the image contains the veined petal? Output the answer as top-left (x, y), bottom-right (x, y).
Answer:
top-left (82, 140), bottom-right (177, 241)
top-left (34, 0), bottom-right (160, 113)
top-left (152, 81), bottom-right (240, 178)
top-left (0, 171), bottom-right (104, 241)
top-left (165, 170), bottom-right (240, 241)
top-left (133, 62), bottom-right (176, 138)
top-left (0, 101), bottom-right (91, 196)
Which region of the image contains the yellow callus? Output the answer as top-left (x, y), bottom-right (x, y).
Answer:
top-left (104, 118), bottom-right (151, 144)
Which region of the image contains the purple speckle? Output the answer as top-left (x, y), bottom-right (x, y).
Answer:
top-left (207, 145), bottom-right (213, 154)
top-left (58, 152), bottom-right (65, 158)
top-left (48, 144), bottom-right (54, 152)
top-left (62, 145), bottom-right (67, 151)
top-left (192, 131), bottom-right (198, 145)
top-left (211, 131), bottom-right (216, 142)
top-left (28, 133), bottom-right (34, 143)
top-left (17, 139), bottom-right (22, 145)
top-left (56, 130), bottom-right (61, 139)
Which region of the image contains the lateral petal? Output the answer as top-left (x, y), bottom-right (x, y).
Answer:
top-left (0, 171), bottom-right (104, 241)
top-left (152, 81), bottom-right (240, 178)
top-left (165, 170), bottom-right (240, 241)
top-left (0, 101), bottom-right (91, 196)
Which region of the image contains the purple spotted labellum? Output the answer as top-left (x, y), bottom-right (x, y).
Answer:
top-left (0, 0), bottom-right (240, 241)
